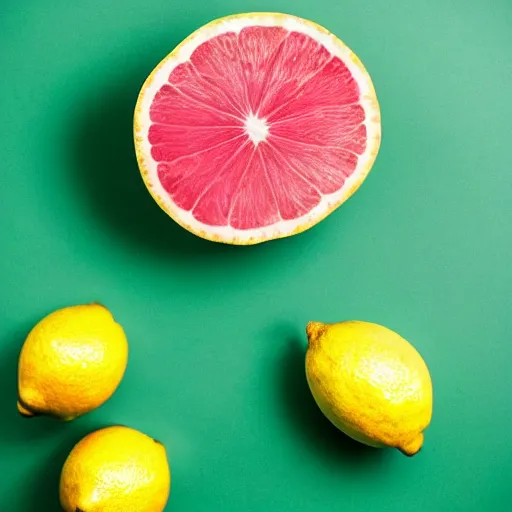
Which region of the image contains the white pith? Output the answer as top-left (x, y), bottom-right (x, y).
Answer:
top-left (134, 13), bottom-right (381, 244)
top-left (245, 113), bottom-right (269, 145)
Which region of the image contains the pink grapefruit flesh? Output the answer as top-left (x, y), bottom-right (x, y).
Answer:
top-left (134, 13), bottom-right (381, 244)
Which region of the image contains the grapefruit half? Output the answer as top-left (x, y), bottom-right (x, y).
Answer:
top-left (134, 13), bottom-right (381, 244)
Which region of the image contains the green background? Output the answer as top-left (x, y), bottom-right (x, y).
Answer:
top-left (1, 0), bottom-right (511, 510)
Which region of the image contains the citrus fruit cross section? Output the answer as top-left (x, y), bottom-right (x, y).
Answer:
top-left (135, 13), bottom-right (381, 244)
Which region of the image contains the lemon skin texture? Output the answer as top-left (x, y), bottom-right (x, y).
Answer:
top-left (306, 320), bottom-right (432, 456)
top-left (17, 303), bottom-right (128, 420)
top-left (60, 426), bottom-right (171, 512)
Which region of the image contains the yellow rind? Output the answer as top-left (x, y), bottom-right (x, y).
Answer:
top-left (305, 321), bottom-right (432, 456)
top-left (60, 426), bottom-right (171, 512)
top-left (134, 12), bottom-right (381, 245)
top-left (17, 304), bottom-right (128, 421)
top-left (17, 400), bottom-right (35, 418)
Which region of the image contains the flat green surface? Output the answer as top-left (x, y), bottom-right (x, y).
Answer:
top-left (1, 0), bottom-right (511, 510)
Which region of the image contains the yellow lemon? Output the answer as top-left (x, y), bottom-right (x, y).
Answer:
top-left (17, 303), bottom-right (128, 420)
top-left (306, 321), bottom-right (432, 456)
top-left (60, 426), bottom-right (171, 512)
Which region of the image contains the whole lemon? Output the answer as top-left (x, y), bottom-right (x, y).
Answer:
top-left (17, 303), bottom-right (128, 420)
top-left (60, 426), bottom-right (171, 512)
top-left (306, 321), bottom-right (432, 456)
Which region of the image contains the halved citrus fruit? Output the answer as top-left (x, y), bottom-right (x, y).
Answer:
top-left (134, 13), bottom-right (381, 244)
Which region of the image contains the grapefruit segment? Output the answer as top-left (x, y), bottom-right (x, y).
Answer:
top-left (264, 56), bottom-right (359, 122)
top-left (168, 62), bottom-right (245, 118)
top-left (188, 32), bottom-right (251, 114)
top-left (234, 26), bottom-right (289, 112)
top-left (268, 138), bottom-right (354, 195)
top-left (258, 143), bottom-right (322, 220)
top-left (191, 142), bottom-right (255, 226)
top-left (230, 150), bottom-right (281, 230)
top-left (256, 32), bottom-right (333, 116)
top-left (150, 84), bottom-right (238, 127)
top-left (134, 12), bottom-right (381, 244)
top-left (158, 137), bottom-right (248, 211)
top-left (270, 108), bottom-right (365, 148)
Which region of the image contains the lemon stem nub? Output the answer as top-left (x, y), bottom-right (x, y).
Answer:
top-left (17, 400), bottom-right (36, 418)
top-left (398, 433), bottom-right (424, 456)
top-left (306, 322), bottom-right (325, 346)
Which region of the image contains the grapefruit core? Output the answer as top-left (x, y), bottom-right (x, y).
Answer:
top-left (134, 13), bottom-right (381, 244)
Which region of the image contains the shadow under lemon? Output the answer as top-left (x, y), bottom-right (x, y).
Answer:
top-left (26, 425), bottom-right (95, 511)
top-left (0, 326), bottom-right (64, 444)
top-left (0, 327), bottom-right (116, 510)
top-left (276, 327), bottom-right (390, 468)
